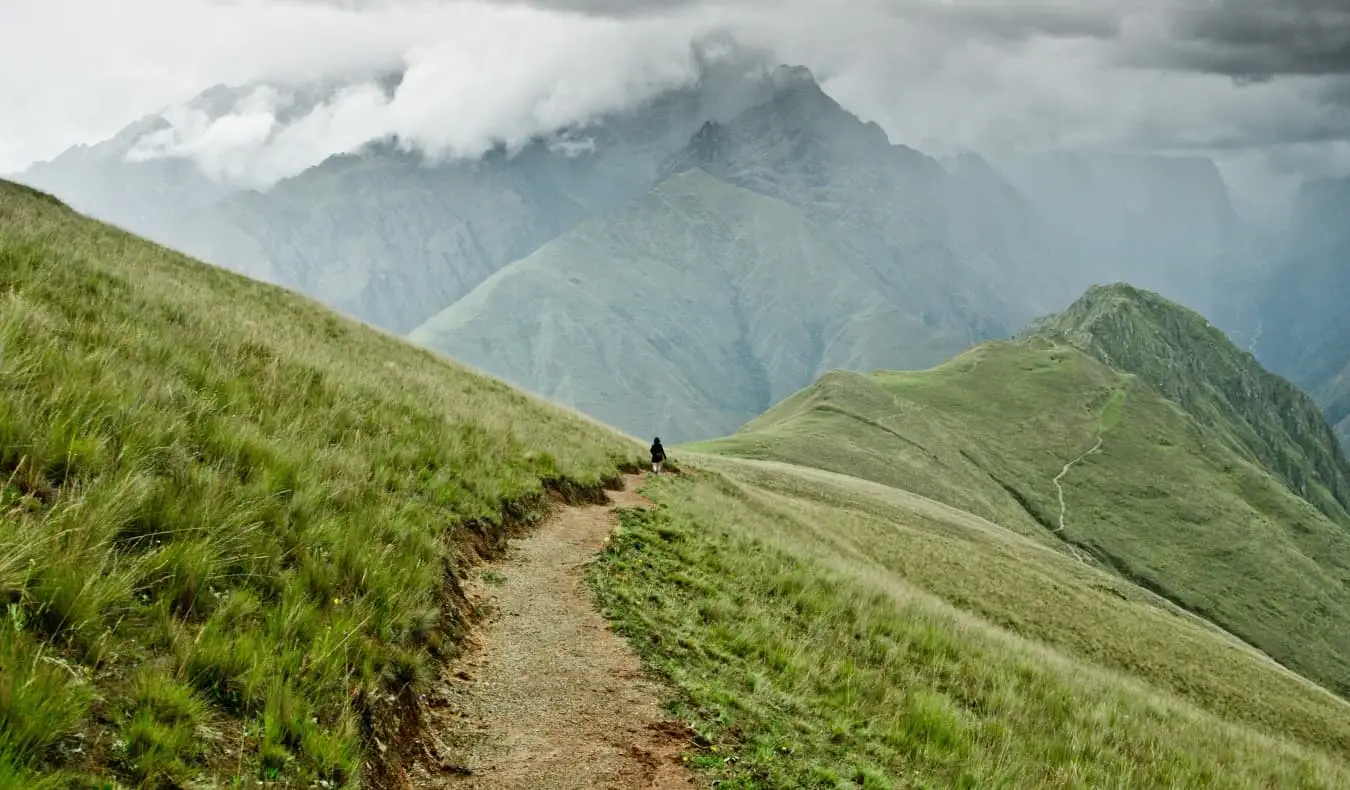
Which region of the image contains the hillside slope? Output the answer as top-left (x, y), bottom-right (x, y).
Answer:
top-left (1031, 283), bottom-right (1350, 524)
top-left (593, 462), bottom-right (1350, 787)
top-left (411, 168), bottom-right (967, 442)
top-left (1254, 176), bottom-right (1350, 453)
top-left (692, 333), bottom-right (1350, 698)
top-left (661, 67), bottom-right (1063, 340)
top-left (7, 179), bottom-right (1350, 789)
top-left (0, 179), bottom-right (642, 788)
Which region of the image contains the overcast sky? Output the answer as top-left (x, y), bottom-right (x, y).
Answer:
top-left (2, 0), bottom-right (1348, 214)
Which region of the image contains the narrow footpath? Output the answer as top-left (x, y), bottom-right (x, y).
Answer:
top-left (408, 473), bottom-right (697, 790)
top-left (1053, 437), bottom-right (1104, 534)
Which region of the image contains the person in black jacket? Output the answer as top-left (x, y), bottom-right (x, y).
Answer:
top-left (650, 438), bottom-right (666, 475)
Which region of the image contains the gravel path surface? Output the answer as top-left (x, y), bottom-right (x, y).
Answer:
top-left (410, 473), bottom-right (697, 789)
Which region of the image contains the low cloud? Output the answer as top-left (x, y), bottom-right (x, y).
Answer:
top-left (2, 0), bottom-right (1349, 196)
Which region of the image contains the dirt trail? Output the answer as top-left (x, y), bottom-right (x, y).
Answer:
top-left (408, 473), bottom-right (698, 790)
top-left (1052, 437), bottom-right (1103, 534)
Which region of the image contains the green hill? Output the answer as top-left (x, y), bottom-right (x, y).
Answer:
top-left (7, 180), bottom-right (1350, 789)
top-left (691, 316), bottom-right (1350, 699)
top-left (0, 179), bottom-right (642, 788)
top-left (1031, 282), bottom-right (1350, 525)
top-left (410, 168), bottom-right (969, 442)
top-left (595, 460), bottom-right (1350, 787)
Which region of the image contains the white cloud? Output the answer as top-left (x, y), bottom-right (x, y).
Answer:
top-left (2, 0), bottom-right (1347, 196)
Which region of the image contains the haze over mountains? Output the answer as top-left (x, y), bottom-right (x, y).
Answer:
top-left (6, 4), bottom-right (1350, 783)
top-left (8, 174), bottom-right (1350, 789)
top-left (11, 58), bottom-right (1345, 446)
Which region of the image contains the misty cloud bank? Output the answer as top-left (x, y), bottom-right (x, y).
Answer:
top-left (3, 0), bottom-right (1349, 204)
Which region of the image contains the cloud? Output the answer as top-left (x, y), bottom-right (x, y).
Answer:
top-left (1146, 0), bottom-right (1350, 79)
top-left (2, 0), bottom-right (1348, 196)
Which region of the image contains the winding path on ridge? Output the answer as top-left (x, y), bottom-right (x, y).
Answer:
top-left (407, 473), bottom-right (697, 790)
top-left (1053, 437), bottom-right (1104, 535)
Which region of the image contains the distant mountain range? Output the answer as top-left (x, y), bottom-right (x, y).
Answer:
top-left (1252, 177), bottom-right (1350, 452)
top-left (11, 60), bottom-right (1343, 447)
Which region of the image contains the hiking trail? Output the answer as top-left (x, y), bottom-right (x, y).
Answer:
top-left (406, 473), bottom-right (697, 790)
top-left (1053, 437), bottom-right (1104, 535)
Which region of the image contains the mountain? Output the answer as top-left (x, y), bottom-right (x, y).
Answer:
top-left (1031, 283), bottom-right (1350, 524)
top-left (412, 67), bottom-right (1091, 441)
top-left (1252, 177), bottom-right (1350, 453)
top-left (13, 60), bottom-right (1277, 450)
top-left (158, 60), bottom-right (781, 333)
top-left (660, 67), bottom-right (1065, 339)
top-left (10, 114), bottom-right (233, 243)
top-left (411, 168), bottom-right (970, 442)
top-left (407, 66), bottom-right (1270, 444)
top-left (11, 178), bottom-right (1350, 789)
top-left (691, 284), bottom-right (1350, 698)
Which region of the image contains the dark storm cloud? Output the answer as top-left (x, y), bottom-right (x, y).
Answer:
top-left (505, 0), bottom-right (1129, 41)
top-left (897, 1), bottom-right (1125, 42)
top-left (1145, 0), bottom-right (1350, 79)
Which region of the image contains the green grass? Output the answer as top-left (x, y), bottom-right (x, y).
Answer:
top-left (1036, 283), bottom-right (1350, 526)
top-left (0, 180), bottom-right (643, 787)
top-left (590, 469), bottom-right (1350, 788)
top-left (689, 340), bottom-right (1350, 701)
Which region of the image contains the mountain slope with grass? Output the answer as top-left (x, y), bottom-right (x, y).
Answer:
top-left (0, 178), bottom-right (644, 788)
top-left (1030, 283), bottom-right (1350, 524)
top-left (592, 463), bottom-right (1350, 787)
top-left (691, 312), bottom-right (1350, 699)
top-left (6, 180), bottom-right (1350, 789)
top-left (410, 168), bottom-right (969, 442)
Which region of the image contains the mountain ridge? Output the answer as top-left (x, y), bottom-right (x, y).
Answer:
top-left (1030, 282), bottom-right (1350, 524)
top-left (411, 166), bottom-right (968, 442)
top-left (9, 176), bottom-right (1350, 787)
top-left (693, 284), bottom-right (1350, 698)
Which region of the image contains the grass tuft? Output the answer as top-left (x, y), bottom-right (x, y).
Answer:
top-left (0, 179), bottom-right (643, 785)
top-left (591, 472), bottom-right (1350, 788)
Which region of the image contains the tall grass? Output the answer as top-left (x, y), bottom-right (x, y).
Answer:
top-left (0, 181), bottom-right (642, 787)
top-left (692, 342), bottom-right (1350, 698)
top-left (590, 471), bottom-right (1350, 788)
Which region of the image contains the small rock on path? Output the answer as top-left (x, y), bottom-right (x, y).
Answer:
top-left (410, 473), bottom-right (697, 790)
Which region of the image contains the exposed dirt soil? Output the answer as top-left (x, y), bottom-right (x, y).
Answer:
top-left (404, 473), bottom-right (699, 789)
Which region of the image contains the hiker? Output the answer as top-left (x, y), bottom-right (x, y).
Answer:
top-left (650, 437), bottom-right (666, 475)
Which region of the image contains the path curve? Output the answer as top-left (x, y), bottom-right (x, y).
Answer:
top-left (408, 473), bottom-right (697, 790)
top-left (1053, 437), bottom-right (1103, 534)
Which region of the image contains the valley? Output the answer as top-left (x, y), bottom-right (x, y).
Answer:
top-left (3, 44), bottom-right (1349, 790)
top-left (4, 173), bottom-right (1350, 787)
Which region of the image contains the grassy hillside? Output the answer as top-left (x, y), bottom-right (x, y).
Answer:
top-left (8, 176), bottom-right (1350, 790)
top-left (1033, 283), bottom-right (1350, 524)
top-left (690, 338), bottom-right (1350, 699)
top-left (411, 168), bottom-right (968, 442)
top-left (0, 179), bottom-right (642, 788)
top-left (591, 465), bottom-right (1350, 788)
